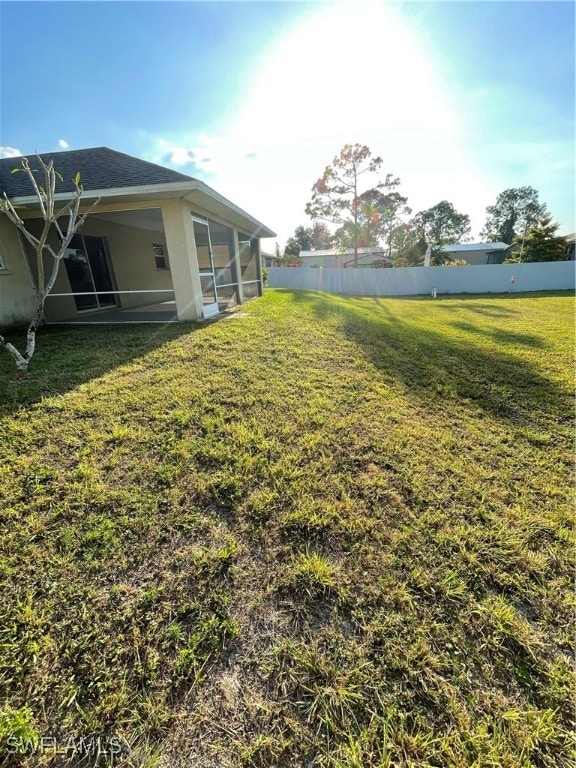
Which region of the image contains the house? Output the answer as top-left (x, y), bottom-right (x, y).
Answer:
top-left (440, 242), bottom-right (513, 265)
top-left (0, 148), bottom-right (275, 329)
top-left (298, 247), bottom-right (392, 268)
top-left (261, 250), bottom-right (281, 268)
top-left (563, 233), bottom-right (575, 260)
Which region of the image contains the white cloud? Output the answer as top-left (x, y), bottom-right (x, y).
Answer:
top-left (141, 133), bottom-right (225, 176)
top-left (58, 139), bottom-right (70, 149)
top-left (155, 138), bottom-right (198, 167)
top-left (0, 146), bottom-right (22, 159)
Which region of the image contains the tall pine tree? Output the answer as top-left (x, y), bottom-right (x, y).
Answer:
top-left (515, 215), bottom-right (568, 262)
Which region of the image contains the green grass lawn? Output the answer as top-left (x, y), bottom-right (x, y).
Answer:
top-left (0, 290), bottom-right (574, 768)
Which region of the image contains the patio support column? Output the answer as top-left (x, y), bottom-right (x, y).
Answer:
top-left (253, 238), bottom-right (263, 297)
top-left (161, 200), bottom-right (203, 321)
top-left (231, 229), bottom-right (244, 305)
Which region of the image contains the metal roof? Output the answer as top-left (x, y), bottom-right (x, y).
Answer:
top-left (442, 242), bottom-right (511, 252)
top-left (300, 247), bottom-right (385, 258)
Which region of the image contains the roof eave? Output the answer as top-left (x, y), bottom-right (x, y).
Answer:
top-left (183, 180), bottom-right (276, 238)
top-left (10, 180), bottom-right (276, 239)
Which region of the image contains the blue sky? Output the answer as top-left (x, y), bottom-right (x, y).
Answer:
top-left (1, 1), bottom-right (574, 247)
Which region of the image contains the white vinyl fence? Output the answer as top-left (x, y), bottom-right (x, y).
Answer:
top-left (268, 261), bottom-right (575, 297)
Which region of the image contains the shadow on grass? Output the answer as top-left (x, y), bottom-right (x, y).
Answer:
top-left (436, 289), bottom-right (571, 316)
top-left (449, 321), bottom-right (547, 349)
top-left (438, 300), bottom-right (518, 318)
top-left (0, 322), bottom-right (199, 415)
top-left (285, 290), bottom-right (571, 427)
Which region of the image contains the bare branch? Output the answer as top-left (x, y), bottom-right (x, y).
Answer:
top-left (0, 155), bottom-right (98, 374)
top-left (21, 157), bottom-right (47, 219)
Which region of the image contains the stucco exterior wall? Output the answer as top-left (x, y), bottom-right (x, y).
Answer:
top-left (42, 261), bottom-right (77, 321)
top-left (80, 216), bottom-right (173, 310)
top-left (300, 254), bottom-right (343, 268)
top-left (161, 199), bottom-right (204, 321)
top-left (19, 220), bottom-right (81, 322)
top-left (0, 217), bottom-right (38, 330)
top-left (14, 207), bottom-right (175, 321)
top-left (300, 253), bottom-right (386, 268)
top-left (446, 249), bottom-right (507, 266)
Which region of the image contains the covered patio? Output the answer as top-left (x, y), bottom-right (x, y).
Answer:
top-left (1, 147), bottom-right (275, 330)
top-left (45, 300), bottom-right (179, 324)
top-left (25, 203), bottom-right (263, 325)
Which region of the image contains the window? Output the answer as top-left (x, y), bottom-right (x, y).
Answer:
top-left (153, 243), bottom-right (168, 270)
top-left (0, 254), bottom-right (6, 270)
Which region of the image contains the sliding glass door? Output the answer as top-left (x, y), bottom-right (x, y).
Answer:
top-left (63, 235), bottom-right (117, 311)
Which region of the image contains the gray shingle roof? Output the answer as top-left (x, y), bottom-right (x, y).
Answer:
top-left (0, 147), bottom-right (197, 197)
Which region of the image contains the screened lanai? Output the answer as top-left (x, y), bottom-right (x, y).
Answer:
top-left (1, 147), bottom-right (274, 330)
top-left (21, 206), bottom-right (263, 325)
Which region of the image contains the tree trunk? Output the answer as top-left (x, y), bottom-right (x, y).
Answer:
top-left (0, 304), bottom-right (43, 376)
top-left (353, 173), bottom-right (359, 267)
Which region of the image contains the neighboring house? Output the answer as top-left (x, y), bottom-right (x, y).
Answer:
top-left (563, 233), bottom-right (575, 260)
top-left (0, 147), bottom-right (275, 329)
top-left (299, 247), bottom-right (392, 268)
top-left (261, 250), bottom-right (281, 268)
top-left (440, 242), bottom-right (512, 265)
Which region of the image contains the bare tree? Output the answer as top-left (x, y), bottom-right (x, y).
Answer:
top-left (0, 155), bottom-right (99, 375)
